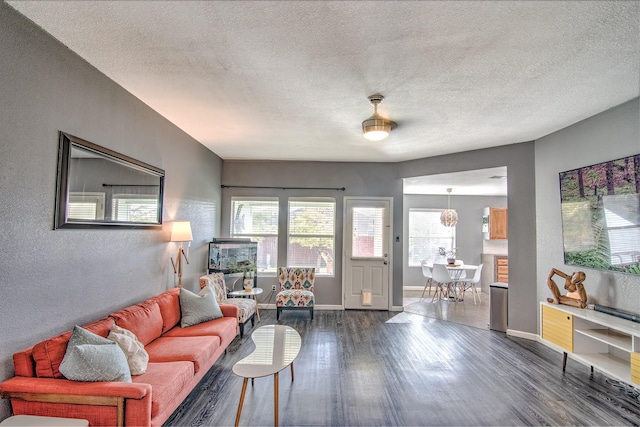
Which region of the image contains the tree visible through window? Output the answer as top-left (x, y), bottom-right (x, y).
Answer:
top-left (408, 209), bottom-right (456, 266)
top-left (288, 198), bottom-right (335, 276)
top-left (231, 198), bottom-right (278, 273)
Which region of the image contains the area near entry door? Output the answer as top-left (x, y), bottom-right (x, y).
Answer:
top-left (343, 197), bottom-right (392, 310)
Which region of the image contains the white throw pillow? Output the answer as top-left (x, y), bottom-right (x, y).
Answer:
top-left (107, 324), bottom-right (149, 375)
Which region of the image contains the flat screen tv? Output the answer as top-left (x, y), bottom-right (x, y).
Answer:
top-left (559, 154), bottom-right (640, 275)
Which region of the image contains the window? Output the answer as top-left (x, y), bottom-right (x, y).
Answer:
top-left (68, 192), bottom-right (105, 221)
top-left (408, 209), bottom-right (456, 267)
top-left (231, 198), bottom-right (278, 273)
top-left (288, 198), bottom-right (335, 276)
top-left (352, 207), bottom-right (385, 258)
top-left (112, 195), bottom-right (159, 223)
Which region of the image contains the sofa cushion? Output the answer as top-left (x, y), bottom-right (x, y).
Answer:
top-left (133, 361), bottom-right (194, 419)
top-left (13, 348), bottom-right (35, 377)
top-left (150, 288), bottom-right (181, 332)
top-left (179, 285), bottom-right (223, 327)
top-left (162, 315), bottom-right (238, 345)
top-left (107, 324), bottom-right (149, 375)
top-left (59, 326), bottom-right (131, 382)
top-left (32, 317), bottom-right (115, 378)
top-left (110, 301), bottom-right (163, 346)
top-left (144, 336), bottom-right (220, 373)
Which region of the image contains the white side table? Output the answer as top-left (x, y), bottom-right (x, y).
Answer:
top-left (229, 287), bottom-right (264, 321)
top-left (0, 415), bottom-right (88, 426)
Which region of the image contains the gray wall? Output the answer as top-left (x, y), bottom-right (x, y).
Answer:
top-left (220, 161), bottom-right (402, 308)
top-left (535, 98), bottom-right (640, 323)
top-left (0, 4), bottom-right (222, 420)
top-left (397, 142), bottom-right (538, 334)
top-left (221, 142), bottom-right (537, 330)
top-left (403, 194), bottom-right (508, 286)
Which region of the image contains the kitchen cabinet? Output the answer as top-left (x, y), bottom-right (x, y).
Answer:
top-left (483, 207), bottom-right (508, 240)
top-left (496, 256), bottom-right (509, 283)
top-left (481, 254), bottom-right (509, 292)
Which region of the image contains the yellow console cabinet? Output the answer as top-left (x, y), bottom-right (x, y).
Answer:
top-left (632, 352), bottom-right (640, 385)
top-left (542, 305), bottom-right (573, 352)
top-left (540, 302), bottom-right (640, 387)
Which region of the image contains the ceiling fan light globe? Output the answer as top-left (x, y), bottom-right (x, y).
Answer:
top-left (363, 129), bottom-right (390, 141)
top-left (362, 117), bottom-right (392, 141)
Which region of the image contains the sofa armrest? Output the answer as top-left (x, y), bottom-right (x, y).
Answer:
top-left (0, 377), bottom-right (151, 426)
top-left (219, 303), bottom-right (239, 319)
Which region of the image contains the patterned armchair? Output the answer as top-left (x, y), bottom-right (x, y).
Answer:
top-left (276, 267), bottom-right (315, 320)
top-left (199, 273), bottom-right (256, 338)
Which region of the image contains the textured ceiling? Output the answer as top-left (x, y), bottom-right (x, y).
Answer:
top-left (8, 1), bottom-right (640, 162)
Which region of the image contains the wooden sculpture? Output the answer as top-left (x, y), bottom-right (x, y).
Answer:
top-left (546, 268), bottom-right (588, 308)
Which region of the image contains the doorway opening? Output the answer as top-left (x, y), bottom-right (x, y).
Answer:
top-left (401, 166), bottom-right (508, 329)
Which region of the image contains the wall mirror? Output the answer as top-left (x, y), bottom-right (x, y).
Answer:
top-left (55, 131), bottom-right (165, 229)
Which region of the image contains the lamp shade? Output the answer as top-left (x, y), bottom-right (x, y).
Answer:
top-left (170, 220), bottom-right (193, 242)
top-left (440, 187), bottom-right (458, 227)
top-left (440, 209), bottom-right (458, 227)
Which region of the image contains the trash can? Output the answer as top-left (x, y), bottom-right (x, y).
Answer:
top-left (489, 282), bottom-right (508, 332)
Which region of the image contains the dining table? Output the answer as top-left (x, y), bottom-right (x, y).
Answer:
top-left (426, 262), bottom-right (478, 279)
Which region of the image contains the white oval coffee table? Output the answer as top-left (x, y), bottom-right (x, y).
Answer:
top-left (233, 325), bottom-right (301, 426)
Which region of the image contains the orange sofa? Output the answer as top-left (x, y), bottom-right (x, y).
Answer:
top-left (0, 288), bottom-right (239, 427)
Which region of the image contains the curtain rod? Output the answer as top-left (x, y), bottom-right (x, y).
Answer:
top-left (221, 184), bottom-right (345, 191)
top-left (102, 184), bottom-right (160, 187)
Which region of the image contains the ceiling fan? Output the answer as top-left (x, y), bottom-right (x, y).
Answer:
top-left (362, 94), bottom-right (397, 141)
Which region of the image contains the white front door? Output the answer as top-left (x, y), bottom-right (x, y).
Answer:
top-left (343, 197), bottom-right (392, 310)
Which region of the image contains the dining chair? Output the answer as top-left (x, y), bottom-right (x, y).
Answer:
top-left (420, 261), bottom-right (433, 298)
top-left (459, 264), bottom-right (483, 305)
top-left (431, 264), bottom-right (456, 303)
top-left (451, 260), bottom-right (467, 280)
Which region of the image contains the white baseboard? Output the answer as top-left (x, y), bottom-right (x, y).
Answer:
top-left (258, 304), bottom-right (344, 310)
top-left (506, 329), bottom-right (539, 341)
top-left (403, 286), bottom-right (424, 291)
top-left (258, 304), bottom-right (402, 311)
top-left (316, 304), bottom-right (344, 310)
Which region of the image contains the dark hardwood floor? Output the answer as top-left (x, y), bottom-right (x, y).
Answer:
top-left (164, 309), bottom-right (640, 426)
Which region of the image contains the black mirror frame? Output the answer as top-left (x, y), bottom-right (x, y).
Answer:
top-left (54, 131), bottom-right (165, 229)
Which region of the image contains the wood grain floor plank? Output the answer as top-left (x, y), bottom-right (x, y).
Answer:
top-left (164, 309), bottom-right (640, 426)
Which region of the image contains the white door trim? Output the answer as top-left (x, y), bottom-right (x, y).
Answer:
top-left (342, 196), bottom-right (393, 311)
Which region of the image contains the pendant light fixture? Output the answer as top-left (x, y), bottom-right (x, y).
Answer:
top-left (362, 94), bottom-right (397, 141)
top-left (440, 188), bottom-right (458, 227)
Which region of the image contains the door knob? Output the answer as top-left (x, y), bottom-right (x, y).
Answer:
top-left (384, 261), bottom-right (388, 265)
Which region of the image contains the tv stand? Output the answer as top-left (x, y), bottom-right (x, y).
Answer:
top-left (540, 302), bottom-right (640, 387)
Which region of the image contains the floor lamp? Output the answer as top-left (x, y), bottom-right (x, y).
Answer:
top-left (170, 220), bottom-right (192, 287)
